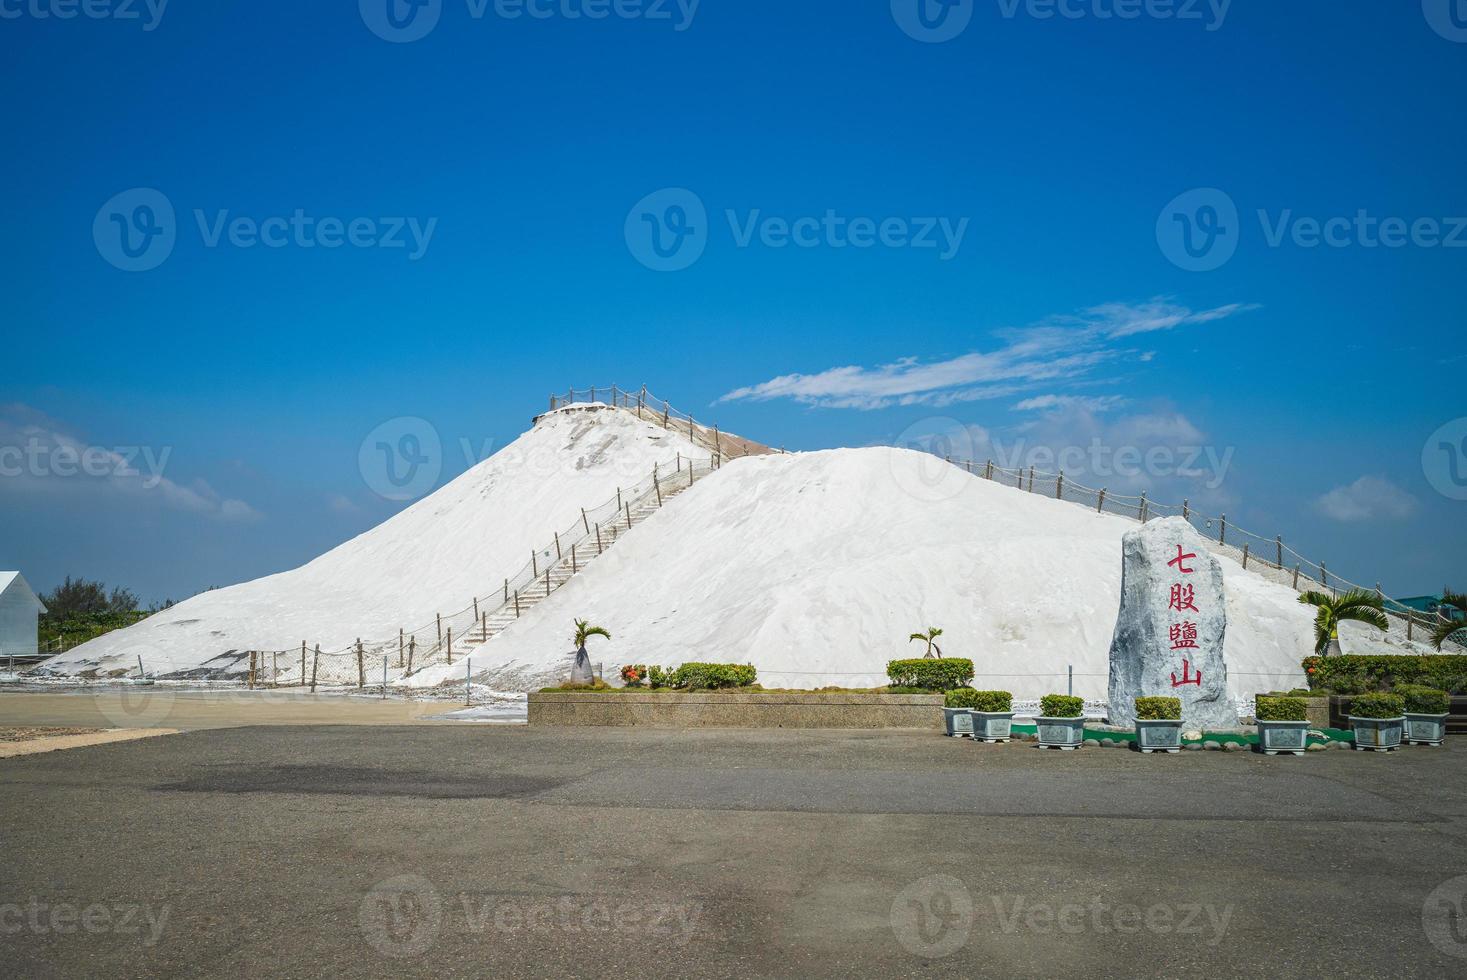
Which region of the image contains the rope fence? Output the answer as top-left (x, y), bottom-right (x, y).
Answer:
top-left (938, 455), bottom-right (1458, 650)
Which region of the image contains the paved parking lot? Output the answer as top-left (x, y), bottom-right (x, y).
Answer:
top-left (2, 724), bottom-right (1466, 978)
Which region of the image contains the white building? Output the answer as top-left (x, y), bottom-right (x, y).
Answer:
top-left (0, 572), bottom-right (47, 659)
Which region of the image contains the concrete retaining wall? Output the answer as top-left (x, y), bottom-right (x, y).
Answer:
top-left (529, 691), bottom-right (945, 729)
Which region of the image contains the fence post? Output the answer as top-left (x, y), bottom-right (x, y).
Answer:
top-left (1276, 536), bottom-right (1283, 569)
top-left (1292, 564), bottom-right (1300, 589)
top-left (310, 645), bottom-right (319, 692)
top-left (473, 597), bottom-right (479, 620)
top-left (625, 503), bottom-right (632, 529)
top-left (1016, 467), bottom-right (1023, 489)
top-left (1140, 492), bottom-right (1148, 523)
top-left (1219, 515), bottom-right (1227, 545)
top-left (481, 611), bottom-right (488, 640)
top-left (1067, 664), bottom-right (1073, 697)
top-left (398, 629), bottom-right (405, 668)
top-left (532, 551), bottom-right (538, 577)
top-left (1242, 543), bottom-right (1250, 570)
top-left (1097, 488), bottom-right (1107, 513)
top-left (408, 636), bottom-right (415, 674)
top-left (504, 578), bottom-right (509, 603)
top-left (356, 639), bottom-right (365, 689)
top-left (1407, 610), bottom-right (1414, 641)
top-left (617, 487), bottom-right (622, 511)
top-left (654, 469), bottom-right (663, 506)
top-left (713, 426), bottom-right (721, 463)
top-left (514, 590), bottom-right (521, 617)
top-left (582, 508), bottom-right (590, 533)
top-left (554, 531), bottom-right (562, 559)
top-left (1183, 499), bottom-right (1189, 521)
top-left (436, 613), bottom-right (442, 646)
top-left (301, 642), bottom-right (307, 686)
top-left (596, 524), bottom-right (604, 553)
top-left (1056, 470), bottom-right (1064, 500)
top-left (1027, 466), bottom-right (1035, 492)
top-left (446, 628), bottom-right (453, 666)
top-left (662, 406), bottom-right (670, 429)
top-left (985, 459), bottom-right (993, 480)
top-left (571, 543), bottom-right (578, 574)
top-left (1321, 562), bottom-right (1328, 588)
top-left (249, 651), bottom-right (256, 689)
top-left (383, 656), bottom-right (388, 699)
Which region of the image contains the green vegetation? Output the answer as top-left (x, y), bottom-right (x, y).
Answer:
top-left (1297, 589), bottom-right (1389, 655)
top-left (573, 619), bottom-right (611, 648)
top-left (669, 663), bottom-right (757, 690)
top-left (38, 576), bottom-right (164, 651)
top-left (1394, 685), bottom-right (1450, 715)
top-left (968, 690), bottom-right (1012, 713)
top-left (1302, 654), bottom-right (1467, 695)
top-left (1039, 694), bottom-right (1084, 718)
top-left (908, 627), bottom-right (944, 659)
top-left (886, 658), bottom-right (974, 691)
top-left (1431, 589), bottom-right (1467, 651)
top-left (943, 688), bottom-right (981, 709)
top-left (1348, 692), bottom-right (1406, 719)
top-left (1255, 696), bottom-right (1308, 722)
top-left (1134, 696), bottom-right (1182, 721)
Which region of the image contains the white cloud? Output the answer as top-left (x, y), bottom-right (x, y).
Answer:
top-left (1313, 476), bottom-right (1419, 523)
top-left (326, 493), bottom-right (363, 515)
top-left (717, 298), bottom-right (1258, 410)
top-left (0, 403), bottom-right (261, 523)
top-left (1013, 394), bottom-right (1126, 413)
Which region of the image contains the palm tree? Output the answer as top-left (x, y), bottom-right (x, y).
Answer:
top-left (1298, 590), bottom-right (1389, 656)
top-left (909, 627), bottom-right (944, 659)
top-left (1431, 589), bottom-right (1467, 651)
top-left (569, 618), bottom-right (611, 685)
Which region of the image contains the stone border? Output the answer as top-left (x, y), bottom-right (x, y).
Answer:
top-left (529, 692), bottom-right (944, 729)
top-left (0, 729), bottom-right (178, 759)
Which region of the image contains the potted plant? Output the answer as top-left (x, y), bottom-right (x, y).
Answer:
top-left (942, 688), bottom-right (979, 737)
top-left (909, 627), bottom-right (944, 659)
top-left (1347, 692), bottom-right (1406, 752)
top-left (569, 618), bottom-right (611, 686)
top-left (1036, 694), bottom-right (1085, 750)
top-left (968, 690), bottom-right (1015, 743)
top-left (1254, 695), bottom-right (1310, 756)
top-left (620, 664), bottom-right (648, 688)
top-left (1397, 684), bottom-right (1450, 746)
top-left (1134, 697), bottom-right (1183, 754)
top-left (1297, 589), bottom-right (1389, 656)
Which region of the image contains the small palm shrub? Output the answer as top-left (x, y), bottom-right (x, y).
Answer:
top-left (1039, 694), bottom-right (1084, 718)
top-left (1349, 692), bottom-right (1405, 719)
top-left (1297, 590), bottom-right (1388, 654)
top-left (909, 627), bottom-right (944, 659)
top-left (1395, 685), bottom-right (1449, 715)
top-left (1135, 696), bottom-right (1182, 721)
top-left (1255, 696), bottom-right (1308, 722)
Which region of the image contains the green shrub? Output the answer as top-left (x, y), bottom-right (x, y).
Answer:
top-left (1303, 655), bottom-right (1467, 695)
top-left (1395, 684), bottom-right (1450, 714)
top-left (1040, 694), bottom-right (1084, 718)
top-left (886, 658), bottom-right (975, 691)
top-left (969, 690), bottom-right (1012, 713)
top-left (670, 663), bottom-right (757, 690)
top-left (1348, 692), bottom-right (1405, 719)
top-left (943, 688), bottom-right (981, 709)
top-left (1285, 689), bottom-right (1318, 698)
top-left (646, 665), bottom-right (673, 689)
top-left (1255, 696), bottom-right (1308, 722)
top-left (1134, 697), bottom-right (1181, 721)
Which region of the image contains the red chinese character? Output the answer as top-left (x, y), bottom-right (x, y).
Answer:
top-left (1170, 621), bottom-right (1199, 650)
top-left (1171, 659), bottom-right (1203, 688)
top-left (1167, 545), bottom-right (1197, 574)
top-left (1168, 584), bottom-right (1199, 612)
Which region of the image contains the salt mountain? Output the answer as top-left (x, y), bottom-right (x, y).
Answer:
top-left (53, 400), bottom-right (1328, 702)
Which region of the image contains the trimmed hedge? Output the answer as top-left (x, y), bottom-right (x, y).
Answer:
top-left (1395, 684), bottom-right (1450, 714)
top-left (886, 658), bottom-right (974, 692)
top-left (1040, 694), bottom-right (1084, 718)
top-left (1303, 655), bottom-right (1467, 695)
top-left (969, 690), bottom-right (1012, 713)
top-left (647, 665), bottom-right (673, 689)
top-left (1135, 696), bottom-right (1182, 721)
top-left (1255, 696), bottom-right (1308, 722)
top-left (943, 687), bottom-right (982, 709)
top-left (1348, 692), bottom-right (1405, 719)
top-left (669, 663), bottom-right (757, 690)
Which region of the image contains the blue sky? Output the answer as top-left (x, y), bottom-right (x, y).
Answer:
top-left (1, 0), bottom-right (1464, 605)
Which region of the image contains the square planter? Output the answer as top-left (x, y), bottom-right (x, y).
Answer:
top-left (1350, 715), bottom-right (1404, 752)
top-left (971, 711), bottom-right (1015, 743)
top-left (1255, 719), bottom-right (1309, 756)
top-left (943, 707), bottom-right (975, 738)
top-left (1404, 712), bottom-right (1449, 747)
top-left (1035, 716), bottom-right (1085, 750)
top-left (1135, 718), bottom-right (1183, 754)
